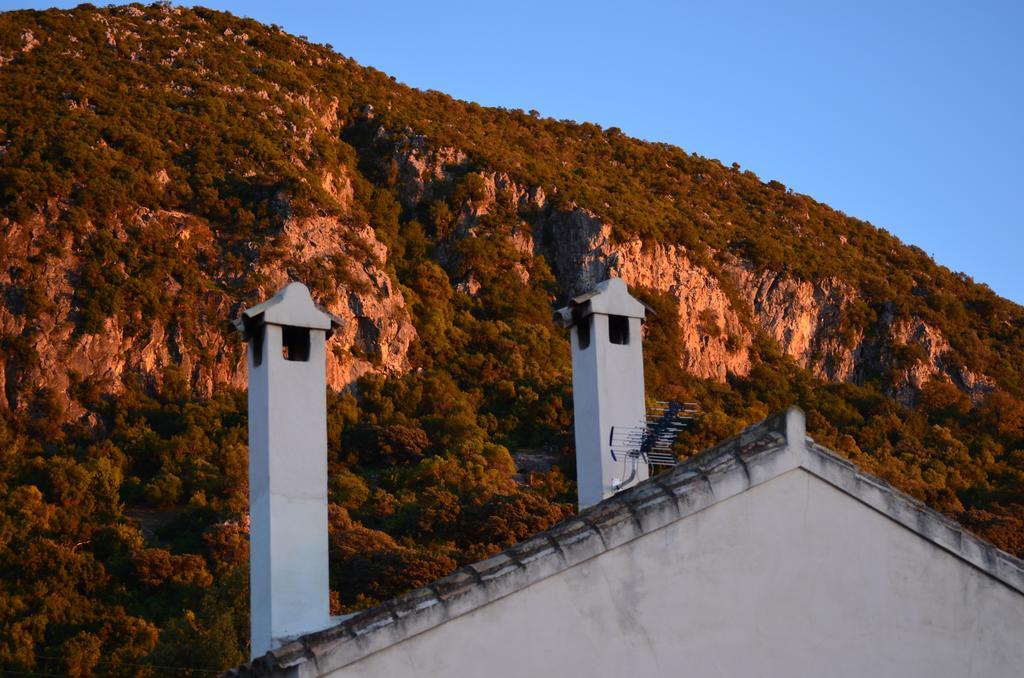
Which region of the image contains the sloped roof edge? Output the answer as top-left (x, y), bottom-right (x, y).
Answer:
top-left (227, 407), bottom-right (1024, 677)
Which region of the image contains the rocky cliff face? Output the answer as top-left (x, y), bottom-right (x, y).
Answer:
top-left (880, 314), bottom-right (995, 404)
top-left (536, 211), bottom-right (753, 381)
top-left (0, 199), bottom-right (415, 419)
top-left (0, 209), bottom-right (233, 417)
top-left (388, 145), bottom-right (996, 402)
top-left (545, 210), bottom-right (996, 403)
top-left (0, 109), bottom-right (994, 422)
top-left (725, 263), bottom-right (859, 382)
top-left (267, 213), bottom-right (416, 389)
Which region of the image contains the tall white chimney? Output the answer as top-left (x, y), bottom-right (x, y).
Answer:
top-left (555, 277), bottom-right (649, 509)
top-left (235, 282), bottom-right (341, 658)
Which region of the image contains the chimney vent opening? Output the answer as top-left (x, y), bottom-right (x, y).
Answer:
top-left (609, 315), bottom-right (630, 345)
top-left (577, 315), bottom-right (592, 350)
top-left (252, 324), bottom-right (265, 367)
top-left (281, 325), bottom-right (311, 362)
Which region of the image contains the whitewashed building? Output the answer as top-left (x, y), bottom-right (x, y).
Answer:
top-left (230, 281), bottom-right (1024, 678)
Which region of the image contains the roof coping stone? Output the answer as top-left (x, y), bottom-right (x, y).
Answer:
top-left (386, 586), bottom-right (440, 621)
top-left (656, 470), bottom-right (715, 519)
top-left (468, 551), bottom-right (520, 582)
top-left (703, 454), bottom-right (750, 502)
top-left (546, 518), bottom-right (605, 567)
top-left (621, 480), bottom-right (680, 534)
top-left (579, 497), bottom-right (641, 550)
top-left (997, 552), bottom-right (1024, 592)
top-left (347, 605), bottom-right (396, 638)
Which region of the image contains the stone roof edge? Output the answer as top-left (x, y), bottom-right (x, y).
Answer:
top-left (225, 406), bottom-right (1024, 677)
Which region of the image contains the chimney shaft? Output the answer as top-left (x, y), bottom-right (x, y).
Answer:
top-left (237, 282), bottom-right (340, 658)
top-left (556, 278), bottom-right (649, 509)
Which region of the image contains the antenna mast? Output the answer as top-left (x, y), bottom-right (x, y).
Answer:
top-left (609, 401), bottom-right (699, 491)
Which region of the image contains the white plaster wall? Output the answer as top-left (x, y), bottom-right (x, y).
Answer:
top-left (328, 469), bottom-right (1024, 678)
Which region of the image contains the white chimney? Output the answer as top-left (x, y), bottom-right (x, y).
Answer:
top-left (235, 282), bottom-right (341, 658)
top-left (555, 278), bottom-right (649, 509)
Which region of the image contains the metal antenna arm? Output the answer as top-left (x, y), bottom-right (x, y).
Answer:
top-left (609, 400), bottom-right (700, 492)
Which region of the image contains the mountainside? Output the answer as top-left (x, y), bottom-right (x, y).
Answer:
top-left (1, 4), bottom-right (1022, 674)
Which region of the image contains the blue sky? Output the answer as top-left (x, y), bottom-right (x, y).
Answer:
top-left (8, 1), bottom-right (1024, 304)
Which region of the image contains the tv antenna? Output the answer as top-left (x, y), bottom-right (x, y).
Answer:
top-left (609, 401), bottom-right (699, 492)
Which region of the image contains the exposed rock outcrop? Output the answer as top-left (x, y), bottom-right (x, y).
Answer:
top-left (6, 116), bottom-right (987, 422)
top-left (532, 206), bottom-right (751, 380)
top-left (0, 203), bottom-right (415, 420)
top-left (725, 262), bottom-right (861, 383)
top-left (0, 210), bottom-right (240, 416)
top-left (266, 214), bottom-right (416, 388)
top-left (881, 315), bottom-right (995, 405)
top-left (613, 241), bottom-right (753, 381)
top-left (523, 187), bottom-right (995, 399)
top-left (536, 207), bottom-right (617, 296)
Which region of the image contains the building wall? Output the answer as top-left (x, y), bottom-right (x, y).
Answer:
top-left (327, 469), bottom-right (1024, 678)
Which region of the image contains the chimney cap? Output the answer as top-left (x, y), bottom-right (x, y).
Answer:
top-left (233, 282), bottom-right (343, 341)
top-left (554, 277), bottom-right (651, 328)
